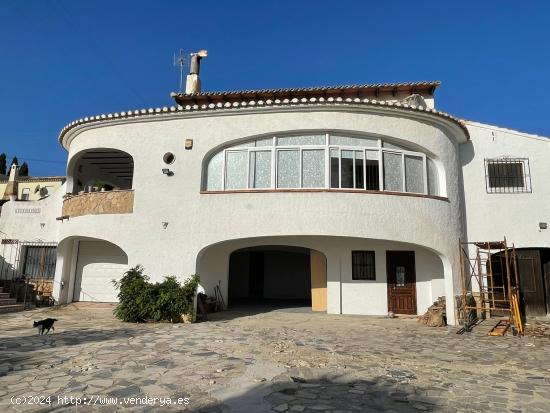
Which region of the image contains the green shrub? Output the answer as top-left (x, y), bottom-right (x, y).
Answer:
top-left (112, 266), bottom-right (200, 323)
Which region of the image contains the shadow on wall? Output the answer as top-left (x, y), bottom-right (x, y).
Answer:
top-left (0, 253), bottom-right (17, 281)
top-left (457, 138), bottom-right (475, 267)
top-left (460, 140), bottom-right (475, 167)
top-left (199, 372), bottom-right (441, 412)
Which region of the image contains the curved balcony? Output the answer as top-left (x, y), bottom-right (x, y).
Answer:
top-left (62, 189), bottom-right (134, 218)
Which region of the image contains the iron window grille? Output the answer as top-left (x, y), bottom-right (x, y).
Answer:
top-left (485, 158), bottom-right (531, 194)
top-left (21, 244), bottom-right (57, 279)
top-left (352, 251), bottom-right (376, 280)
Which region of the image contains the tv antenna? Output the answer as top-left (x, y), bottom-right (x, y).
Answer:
top-left (173, 49), bottom-right (187, 92)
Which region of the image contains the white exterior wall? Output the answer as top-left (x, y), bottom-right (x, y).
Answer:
top-left (0, 187), bottom-right (63, 242)
top-left (4, 99), bottom-right (548, 324)
top-left (462, 122), bottom-right (550, 248)
top-left (54, 106), bottom-right (466, 324)
top-left (197, 236), bottom-right (445, 316)
top-left (0, 188), bottom-right (63, 282)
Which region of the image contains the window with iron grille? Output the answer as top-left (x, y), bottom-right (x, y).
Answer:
top-left (22, 246), bottom-right (57, 279)
top-left (352, 251), bottom-right (376, 280)
top-left (485, 158), bottom-right (531, 193)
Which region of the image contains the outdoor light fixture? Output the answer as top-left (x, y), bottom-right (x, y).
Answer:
top-left (162, 222), bottom-right (169, 229)
top-left (539, 222), bottom-right (547, 230)
top-left (162, 168), bottom-right (174, 176)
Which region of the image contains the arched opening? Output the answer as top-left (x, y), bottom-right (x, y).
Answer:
top-left (67, 148), bottom-right (134, 194)
top-left (196, 236), bottom-right (451, 319)
top-left (228, 245), bottom-right (325, 311)
top-left (59, 237), bottom-right (129, 303)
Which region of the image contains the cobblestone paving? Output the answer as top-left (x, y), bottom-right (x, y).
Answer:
top-left (0, 304), bottom-right (549, 412)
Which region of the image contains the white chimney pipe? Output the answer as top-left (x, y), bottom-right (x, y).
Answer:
top-left (185, 50), bottom-right (208, 94)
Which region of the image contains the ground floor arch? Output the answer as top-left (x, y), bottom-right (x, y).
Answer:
top-left (54, 236), bottom-right (128, 304)
top-left (196, 235), bottom-right (453, 320)
top-left (227, 245), bottom-right (327, 311)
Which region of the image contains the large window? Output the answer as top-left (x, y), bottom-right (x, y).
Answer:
top-left (205, 133), bottom-right (440, 196)
top-left (485, 158), bottom-right (531, 193)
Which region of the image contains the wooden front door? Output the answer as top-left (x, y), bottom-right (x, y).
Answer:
top-left (516, 250), bottom-right (546, 316)
top-left (387, 251), bottom-right (417, 315)
top-left (310, 250), bottom-right (327, 312)
top-left (544, 261), bottom-right (550, 315)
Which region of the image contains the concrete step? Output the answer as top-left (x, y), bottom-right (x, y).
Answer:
top-left (0, 298), bottom-right (17, 305)
top-left (0, 304), bottom-right (25, 314)
top-left (0, 292), bottom-right (10, 299)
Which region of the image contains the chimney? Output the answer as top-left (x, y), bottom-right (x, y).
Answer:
top-left (4, 164), bottom-right (19, 201)
top-left (185, 50), bottom-right (208, 94)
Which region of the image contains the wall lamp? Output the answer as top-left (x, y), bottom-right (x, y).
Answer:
top-left (162, 168), bottom-right (174, 177)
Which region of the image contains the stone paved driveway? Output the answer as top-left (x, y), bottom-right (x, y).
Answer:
top-left (0, 304), bottom-right (549, 412)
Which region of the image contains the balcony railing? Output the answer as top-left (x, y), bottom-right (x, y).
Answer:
top-left (62, 189), bottom-right (134, 218)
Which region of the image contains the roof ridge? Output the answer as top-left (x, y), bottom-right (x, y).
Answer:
top-left (59, 95), bottom-right (468, 146)
top-left (171, 81), bottom-right (441, 98)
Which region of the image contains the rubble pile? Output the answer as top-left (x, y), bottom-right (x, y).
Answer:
top-left (418, 296), bottom-right (446, 327)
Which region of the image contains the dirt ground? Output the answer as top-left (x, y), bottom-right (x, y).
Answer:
top-left (1, 303), bottom-right (549, 412)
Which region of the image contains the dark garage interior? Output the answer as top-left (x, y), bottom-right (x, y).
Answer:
top-left (228, 246), bottom-right (312, 309)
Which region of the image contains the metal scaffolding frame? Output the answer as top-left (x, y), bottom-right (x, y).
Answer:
top-left (458, 238), bottom-right (523, 335)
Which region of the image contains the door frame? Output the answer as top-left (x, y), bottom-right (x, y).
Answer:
top-left (386, 250), bottom-right (417, 315)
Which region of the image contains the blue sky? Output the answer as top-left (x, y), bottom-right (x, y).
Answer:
top-left (1, 0), bottom-right (549, 176)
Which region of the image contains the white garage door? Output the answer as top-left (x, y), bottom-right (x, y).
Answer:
top-left (73, 241), bottom-right (128, 302)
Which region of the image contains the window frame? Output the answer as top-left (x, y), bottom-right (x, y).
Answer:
top-left (484, 158), bottom-right (532, 194)
top-left (351, 250), bottom-right (376, 281)
top-left (207, 133), bottom-right (435, 195)
top-left (22, 245), bottom-right (57, 279)
top-left (21, 187), bottom-right (30, 201)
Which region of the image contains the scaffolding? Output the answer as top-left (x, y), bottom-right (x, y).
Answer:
top-left (458, 238), bottom-right (523, 335)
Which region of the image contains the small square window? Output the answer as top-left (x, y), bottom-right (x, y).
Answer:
top-left (352, 251), bottom-right (376, 280)
top-left (21, 188), bottom-right (30, 201)
top-left (485, 158), bottom-right (531, 193)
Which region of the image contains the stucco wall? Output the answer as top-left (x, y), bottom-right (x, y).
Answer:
top-left (17, 180), bottom-right (64, 201)
top-left (462, 122), bottom-right (550, 248)
top-left (0, 186), bottom-right (63, 242)
top-left (55, 106), bottom-right (465, 323)
top-left (196, 236), bottom-right (445, 316)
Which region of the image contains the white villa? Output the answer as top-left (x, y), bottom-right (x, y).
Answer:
top-left (1, 66), bottom-right (549, 324)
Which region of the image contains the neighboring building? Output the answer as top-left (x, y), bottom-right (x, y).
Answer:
top-left (0, 71), bottom-right (549, 324)
top-left (0, 166), bottom-right (65, 204)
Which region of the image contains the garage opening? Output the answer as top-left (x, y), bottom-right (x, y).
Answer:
top-left (490, 247), bottom-right (550, 316)
top-left (228, 246), bottom-right (326, 311)
top-left (72, 240), bottom-right (128, 302)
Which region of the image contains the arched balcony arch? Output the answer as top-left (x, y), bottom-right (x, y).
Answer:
top-left (202, 132), bottom-right (443, 197)
top-left (62, 149), bottom-right (135, 218)
top-left (66, 148), bottom-right (134, 194)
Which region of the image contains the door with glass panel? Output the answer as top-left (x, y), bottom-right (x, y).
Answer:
top-left (386, 251), bottom-right (417, 314)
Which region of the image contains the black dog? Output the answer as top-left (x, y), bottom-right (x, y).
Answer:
top-left (33, 318), bottom-right (57, 335)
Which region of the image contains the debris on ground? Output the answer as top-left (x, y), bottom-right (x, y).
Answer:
top-left (418, 296), bottom-right (446, 327)
top-left (524, 322), bottom-right (550, 337)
